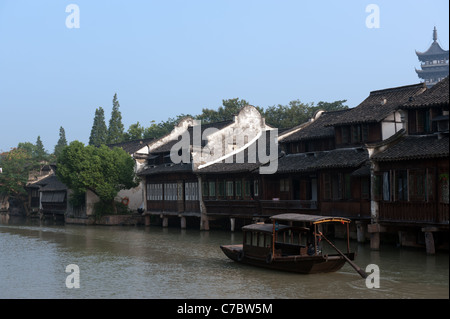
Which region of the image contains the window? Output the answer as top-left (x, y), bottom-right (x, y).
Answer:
top-left (409, 170), bottom-right (425, 201)
top-left (202, 181), bottom-right (209, 197)
top-left (185, 182), bottom-right (199, 201)
top-left (147, 183), bottom-right (163, 201)
top-left (341, 126), bottom-right (350, 144)
top-left (382, 171), bottom-right (390, 201)
top-left (344, 174), bottom-right (351, 199)
top-left (209, 181), bottom-right (216, 198)
top-left (323, 173), bottom-right (331, 200)
top-left (440, 172), bottom-right (449, 204)
top-left (226, 181), bottom-right (234, 197)
top-left (217, 180), bottom-right (225, 197)
top-left (361, 177), bottom-right (370, 200)
top-left (254, 180), bottom-right (259, 197)
top-left (395, 170), bottom-right (408, 201)
top-left (235, 180), bottom-right (242, 197)
top-left (352, 125), bottom-right (361, 143)
top-left (362, 124), bottom-right (369, 142)
top-left (280, 178), bottom-right (289, 192)
top-left (164, 183), bottom-right (177, 201)
top-left (323, 173), bottom-right (351, 200)
top-left (244, 180), bottom-right (251, 197)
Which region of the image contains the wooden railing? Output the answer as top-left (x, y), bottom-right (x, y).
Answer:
top-left (204, 200), bottom-right (259, 217)
top-left (379, 201), bottom-right (449, 224)
top-left (260, 200), bottom-right (318, 216)
top-left (204, 199), bottom-right (319, 217)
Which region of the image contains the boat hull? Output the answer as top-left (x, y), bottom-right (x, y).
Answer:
top-left (220, 244), bottom-right (354, 274)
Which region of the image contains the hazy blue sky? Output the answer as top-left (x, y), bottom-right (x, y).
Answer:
top-left (0, 0), bottom-right (448, 152)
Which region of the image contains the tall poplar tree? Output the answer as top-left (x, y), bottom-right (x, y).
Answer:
top-left (34, 136), bottom-right (47, 161)
top-left (89, 107), bottom-right (108, 146)
top-left (54, 126), bottom-right (68, 157)
top-left (107, 93), bottom-right (124, 144)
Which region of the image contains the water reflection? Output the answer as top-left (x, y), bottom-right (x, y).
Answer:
top-left (0, 221), bottom-right (448, 299)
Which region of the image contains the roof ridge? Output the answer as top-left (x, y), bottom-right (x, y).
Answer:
top-left (369, 83), bottom-right (426, 96)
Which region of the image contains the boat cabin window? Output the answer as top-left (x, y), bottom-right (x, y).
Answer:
top-left (244, 231), bottom-right (269, 248)
top-left (275, 228), bottom-right (308, 247)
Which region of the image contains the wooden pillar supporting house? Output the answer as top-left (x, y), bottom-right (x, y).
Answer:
top-left (144, 213), bottom-right (151, 226)
top-left (230, 218), bottom-right (236, 232)
top-left (368, 223), bottom-right (386, 250)
top-left (161, 215), bottom-right (169, 227)
top-left (180, 216), bottom-right (186, 229)
top-left (422, 227), bottom-right (438, 255)
top-left (355, 221), bottom-right (367, 243)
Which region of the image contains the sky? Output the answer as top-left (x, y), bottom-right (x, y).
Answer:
top-left (0, 0), bottom-right (448, 152)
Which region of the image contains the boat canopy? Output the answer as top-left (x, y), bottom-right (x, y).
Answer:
top-left (242, 223), bottom-right (290, 234)
top-left (270, 213), bottom-right (351, 225)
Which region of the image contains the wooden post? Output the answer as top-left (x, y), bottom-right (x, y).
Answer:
top-left (180, 216), bottom-right (186, 229)
top-left (424, 232), bottom-right (435, 255)
top-left (162, 216), bottom-right (168, 228)
top-left (356, 221), bottom-right (366, 243)
top-left (422, 227), bottom-right (438, 255)
top-left (144, 214), bottom-right (151, 226)
top-left (230, 218), bottom-right (235, 232)
top-left (346, 222), bottom-right (350, 254)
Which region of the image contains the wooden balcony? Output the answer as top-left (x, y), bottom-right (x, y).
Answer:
top-left (379, 201), bottom-right (449, 225)
top-left (204, 200), bottom-right (260, 217)
top-left (205, 199), bottom-right (320, 217)
top-left (260, 200), bottom-right (318, 216)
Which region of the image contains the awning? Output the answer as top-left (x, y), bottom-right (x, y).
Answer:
top-left (41, 191), bottom-right (66, 203)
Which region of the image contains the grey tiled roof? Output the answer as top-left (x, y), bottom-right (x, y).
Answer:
top-left (372, 135), bottom-right (449, 161)
top-left (276, 148), bottom-right (368, 173)
top-left (325, 83), bottom-right (427, 126)
top-left (138, 162), bottom-right (194, 176)
top-left (401, 77), bottom-right (449, 108)
top-left (281, 109), bottom-right (350, 142)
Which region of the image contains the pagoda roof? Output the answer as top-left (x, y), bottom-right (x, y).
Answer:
top-left (416, 27), bottom-right (449, 61)
top-left (416, 41), bottom-right (449, 60)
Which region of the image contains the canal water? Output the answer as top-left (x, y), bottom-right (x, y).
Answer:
top-left (0, 220), bottom-right (448, 299)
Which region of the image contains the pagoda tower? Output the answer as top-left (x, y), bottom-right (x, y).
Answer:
top-left (415, 27), bottom-right (449, 87)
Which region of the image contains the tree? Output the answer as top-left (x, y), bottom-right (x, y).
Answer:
top-left (54, 127), bottom-right (68, 157)
top-left (107, 93), bottom-right (125, 144)
top-left (196, 98), bottom-right (262, 124)
top-left (34, 136), bottom-right (47, 162)
top-left (89, 107), bottom-right (108, 146)
top-left (0, 148), bottom-right (37, 196)
top-left (56, 141), bottom-right (139, 214)
top-left (263, 99), bottom-right (349, 129)
top-left (123, 122), bottom-right (145, 141)
top-left (143, 114), bottom-right (192, 139)
top-left (263, 100), bottom-right (314, 128)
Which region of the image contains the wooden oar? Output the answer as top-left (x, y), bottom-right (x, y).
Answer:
top-left (319, 232), bottom-right (368, 279)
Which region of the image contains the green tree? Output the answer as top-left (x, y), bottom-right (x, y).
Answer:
top-left (56, 141), bottom-right (139, 214)
top-left (143, 114), bottom-right (192, 139)
top-left (34, 136), bottom-right (47, 161)
top-left (107, 93), bottom-right (125, 144)
top-left (123, 122), bottom-right (145, 141)
top-left (312, 100), bottom-right (348, 113)
top-left (196, 98), bottom-right (262, 124)
top-left (0, 148), bottom-right (38, 196)
top-left (54, 126), bottom-right (68, 157)
top-left (263, 99), bottom-right (349, 129)
top-left (89, 107), bottom-right (108, 146)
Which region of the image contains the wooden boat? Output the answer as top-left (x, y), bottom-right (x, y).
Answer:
top-left (221, 213), bottom-right (367, 277)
